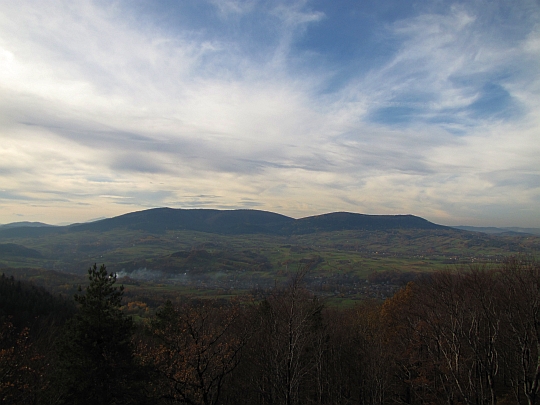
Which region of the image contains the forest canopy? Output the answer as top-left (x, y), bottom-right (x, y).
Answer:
top-left (1, 257), bottom-right (540, 404)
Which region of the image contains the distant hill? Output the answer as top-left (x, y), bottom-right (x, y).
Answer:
top-left (0, 221), bottom-right (54, 230)
top-left (287, 212), bottom-right (444, 234)
top-left (0, 208), bottom-right (448, 238)
top-left (453, 226), bottom-right (540, 236)
top-left (68, 208), bottom-right (294, 234)
top-left (0, 243), bottom-right (43, 258)
top-left (64, 208), bottom-right (449, 235)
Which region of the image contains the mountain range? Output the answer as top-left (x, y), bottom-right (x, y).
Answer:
top-left (0, 208), bottom-right (446, 238)
top-left (0, 221), bottom-right (54, 230)
top-left (453, 225), bottom-right (540, 236)
top-left (1, 208), bottom-right (539, 292)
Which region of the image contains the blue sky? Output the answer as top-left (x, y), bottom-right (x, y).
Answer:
top-left (0, 0), bottom-right (539, 227)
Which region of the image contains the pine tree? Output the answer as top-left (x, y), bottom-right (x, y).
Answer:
top-left (55, 264), bottom-right (141, 404)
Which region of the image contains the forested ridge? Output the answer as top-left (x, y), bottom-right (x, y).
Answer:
top-left (2, 258), bottom-right (540, 404)
top-left (0, 208), bottom-right (446, 239)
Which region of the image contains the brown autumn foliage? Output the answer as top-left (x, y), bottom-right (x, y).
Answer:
top-left (3, 256), bottom-right (540, 405)
top-left (138, 299), bottom-right (249, 405)
top-left (0, 321), bottom-right (45, 405)
top-left (234, 270), bottom-right (326, 405)
top-left (380, 257), bottom-right (540, 405)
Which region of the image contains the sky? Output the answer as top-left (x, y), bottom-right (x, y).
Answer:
top-left (1, 0), bottom-right (539, 227)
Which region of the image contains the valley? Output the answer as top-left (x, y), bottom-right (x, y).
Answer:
top-left (0, 208), bottom-right (538, 303)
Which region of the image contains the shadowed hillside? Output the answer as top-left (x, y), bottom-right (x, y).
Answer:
top-left (70, 208), bottom-right (294, 234)
top-left (287, 212), bottom-right (445, 234)
top-left (0, 243), bottom-right (43, 258)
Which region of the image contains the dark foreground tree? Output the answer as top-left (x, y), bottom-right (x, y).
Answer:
top-left (236, 268), bottom-right (326, 405)
top-left (0, 321), bottom-right (42, 404)
top-left (140, 299), bottom-right (248, 405)
top-left (0, 273), bottom-right (75, 404)
top-left (55, 264), bottom-right (144, 405)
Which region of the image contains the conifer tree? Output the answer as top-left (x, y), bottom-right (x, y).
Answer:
top-left (55, 264), bottom-right (141, 404)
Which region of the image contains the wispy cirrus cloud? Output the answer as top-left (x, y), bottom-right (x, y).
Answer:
top-left (0, 0), bottom-right (538, 226)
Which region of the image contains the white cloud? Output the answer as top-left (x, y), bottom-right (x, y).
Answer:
top-left (209, 0), bottom-right (257, 17)
top-left (0, 0), bottom-right (538, 227)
